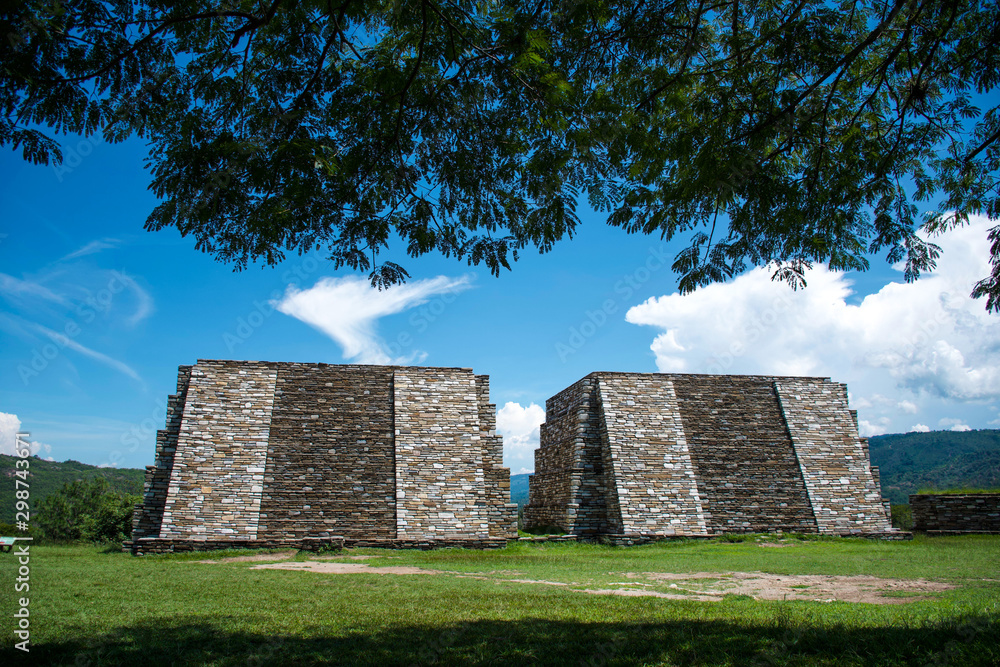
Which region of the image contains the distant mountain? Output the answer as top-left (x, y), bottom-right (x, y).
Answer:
top-left (511, 473), bottom-right (530, 506)
top-left (0, 455), bottom-right (145, 524)
top-left (868, 429), bottom-right (1000, 504)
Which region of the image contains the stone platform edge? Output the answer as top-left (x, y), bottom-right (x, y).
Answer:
top-left (517, 530), bottom-right (912, 545)
top-left (125, 536), bottom-right (509, 555)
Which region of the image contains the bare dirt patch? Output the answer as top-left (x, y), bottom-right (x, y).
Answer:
top-left (621, 571), bottom-right (954, 604)
top-left (237, 559), bottom-right (952, 604)
top-left (502, 578), bottom-right (570, 586)
top-left (252, 561), bottom-right (442, 575)
top-left (311, 554), bottom-right (402, 561)
top-left (195, 550), bottom-right (297, 564)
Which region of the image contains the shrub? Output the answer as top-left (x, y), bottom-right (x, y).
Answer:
top-left (35, 477), bottom-right (140, 543)
top-left (891, 504), bottom-right (913, 531)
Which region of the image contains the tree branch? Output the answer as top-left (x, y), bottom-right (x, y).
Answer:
top-left (965, 125), bottom-right (1000, 165)
top-left (738, 0), bottom-right (910, 142)
top-left (33, 11), bottom-right (258, 85)
top-left (229, 0), bottom-right (286, 48)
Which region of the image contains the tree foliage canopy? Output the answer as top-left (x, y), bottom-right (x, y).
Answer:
top-left (3, 0), bottom-right (999, 307)
top-left (34, 476), bottom-right (139, 543)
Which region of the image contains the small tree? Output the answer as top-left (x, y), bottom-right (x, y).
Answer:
top-left (81, 490), bottom-right (141, 544)
top-left (35, 477), bottom-right (140, 544)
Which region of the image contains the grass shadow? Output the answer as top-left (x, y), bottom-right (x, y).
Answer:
top-left (6, 614), bottom-right (997, 666)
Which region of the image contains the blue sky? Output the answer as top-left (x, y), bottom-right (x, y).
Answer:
top-left (2, 134), bottom-right (999, 474)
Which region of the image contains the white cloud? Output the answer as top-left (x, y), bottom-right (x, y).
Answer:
top-left (859, 418), bottom-right (890, 437)
top-left (0, 412), bottom-right (53, 457)
top-left (0, 412), bottom-right (21, 455)
top-left (115, 271), bottom-right (155, 326)
top-left (626, 215), bottom-right (1000, 434)
top-left (1, 262), bottom-right (154, 335)
top-left (939, 417), bottom-right (973, 432)
top-left (496, 401), bottom-right (546, 474)
top-left (60, 238), bottom-right (120, 261)
top-left (910, 423), bottom-right (931, 432)
top-left (0, 273), bottom-right (68, 305)
top-left (27, 321), bottom-right (142, 383)
top-left (851, 396), bottom-right (873, 409)
top-left (274, 274), bottom-right (472, 364)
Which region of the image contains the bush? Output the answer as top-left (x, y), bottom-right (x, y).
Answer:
top-left (891, 504), bottom-right (913, 531)
top-left (35, 477), bottom-right (140, 543)
top-left (0, 521), bottom-right (41, 540)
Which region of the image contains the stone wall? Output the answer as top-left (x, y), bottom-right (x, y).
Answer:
top-left (394, 367), bottom-right (489, 540)
top-left (523, 376), bottom-right (608, 533)
top-left (259, 364), bottom-right (396, 541)
top-left (159, 361), bottom-right (277, 541)
top-left (674, 375), bottom-right (816, 534)
top-left (910, 494), bottom-right (1000, 533)
top-left (775, 379), bottom-right (891, 534)
top-left (129, 361), bottom-right (516, 553)
top-left (524, 372), bottom-right (896, 537)
top-left (132, 366), bottom-right (192, 540)
top-left (596, 375), bottom-right (706, 536)
top-left (477, 375), bottom-right (518, 538)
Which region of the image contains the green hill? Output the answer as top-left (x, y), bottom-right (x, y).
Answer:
top-left (868, 429), bottom-right (1000, 504)
top-left (511, 473), bottom-right (530, 506)
top-left (0, 455), bottom-right (145, 524)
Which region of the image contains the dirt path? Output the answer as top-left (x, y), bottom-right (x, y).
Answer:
top-left (235, 558), bottom-right (953, 604)
top-left (195, 550), bottom-right (298, 564)
top-left (616, 571), bottom-right (955, 604)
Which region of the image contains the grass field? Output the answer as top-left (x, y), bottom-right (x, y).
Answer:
top-left (2, 535), bottom-right (998, 665)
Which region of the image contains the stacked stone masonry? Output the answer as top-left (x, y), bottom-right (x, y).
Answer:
top-left (598, 375), bottom-right (707, 535)
top-left (130, 361), bottom-right (517, 554)
top-left (524, 372), bottom-right (896, 537)
top-left (910, 494), bottom-right (1000, 534)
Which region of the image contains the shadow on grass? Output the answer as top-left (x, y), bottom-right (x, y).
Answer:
top-left (5, 615), bottom-right (997, 666)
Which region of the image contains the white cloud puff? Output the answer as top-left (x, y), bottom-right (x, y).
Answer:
top-left (625, 216), bottom-right (1000, 433)
top-left (859, 418), bottom-right (890, 437)
top-left (939, 417), bottom-right (973, 432)
top-left (938, 417), bottom-right (972, 432)
top-left (0, 412), bottom-right (53, 458)
top-left (910, 423), bottom-right (931, 432)
top-left (274, 275), bottom-right (472, 364)
top-left (496, 401), bottom-right (546, 474)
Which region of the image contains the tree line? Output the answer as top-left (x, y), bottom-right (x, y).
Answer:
top-left (1, 477), bottom-right (138, 544)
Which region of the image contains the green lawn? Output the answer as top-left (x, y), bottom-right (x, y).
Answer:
top-left (2, 535), bottom-right (998, 665)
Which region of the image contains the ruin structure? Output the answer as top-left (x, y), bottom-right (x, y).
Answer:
top-left (523, 372), bottom-right (899, 539)
top-left (128, 360), bottom-right (517, 554)
top-left (910, 494), bottom-right (1000, 534)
